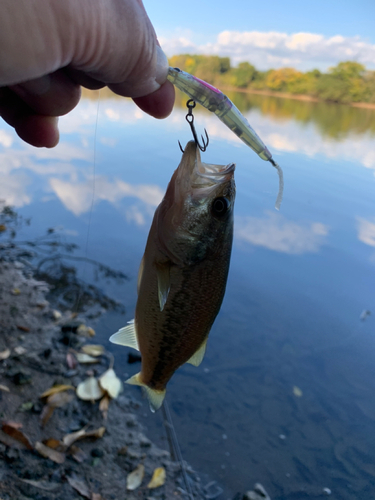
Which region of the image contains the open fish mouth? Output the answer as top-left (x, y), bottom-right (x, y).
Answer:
top-left (174, 141), bottom-right (235, 202)
top-left (191, 159), bottom-right (235, 189)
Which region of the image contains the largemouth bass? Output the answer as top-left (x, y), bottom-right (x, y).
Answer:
top-left (110, 141), bottom-right (235, 411)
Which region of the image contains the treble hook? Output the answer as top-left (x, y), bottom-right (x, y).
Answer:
top-left (178, 99), bottom-right (209, 153)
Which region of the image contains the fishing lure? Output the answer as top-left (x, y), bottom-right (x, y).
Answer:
top-left (167, 66), bottom-right (284, 209)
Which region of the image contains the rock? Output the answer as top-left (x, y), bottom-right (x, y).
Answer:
top-left (12, 370), bottom-right (32, 385)
top-left (91, 448), bottom-right (105, 458)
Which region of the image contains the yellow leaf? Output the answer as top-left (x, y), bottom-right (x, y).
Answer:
top-left (147, 467), bottom-right (166, 488)
top-left (35, 442), bottom-right (65, 464)
top-left (76, 353), bottom-right (99, 364)
top-left (76, 376), bottom-right (104, 401)
top-left (127, 464), bottom-right (144, 490)
top-left (63, 426), bottom-right (105, 448)
top-left (0, 348), bottom-right (10, 360)
top-left (40, 384), bottom-right (74, 399)
top-left (99, 368), bottom-right (122, 399)
top-left (81, 344), bottom-right (105, 357)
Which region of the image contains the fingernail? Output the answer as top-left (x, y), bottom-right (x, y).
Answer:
top-left (155, 46), bottom-right (169, 86)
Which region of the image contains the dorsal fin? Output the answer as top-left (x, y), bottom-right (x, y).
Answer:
top-left (109, 320), bottom-right (139, 351)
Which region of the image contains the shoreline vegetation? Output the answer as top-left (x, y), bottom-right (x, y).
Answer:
top-left (169, 55), bottom-right (375, 110)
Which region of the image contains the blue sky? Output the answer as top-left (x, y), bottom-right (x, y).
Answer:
top-left (144, 0), bottom-right (375, 71)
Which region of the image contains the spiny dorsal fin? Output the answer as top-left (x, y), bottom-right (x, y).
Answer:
top-left (186, 338), bottom-right (208, 367)
top-left (155, 262), bottom-right (171, 311)
top-left (126, 373), bottom-right (166, 412)
top-left (109, 320), bottom-right (139, 351)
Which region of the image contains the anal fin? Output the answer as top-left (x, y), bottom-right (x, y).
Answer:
top-left (109, 320), bottom-right (139, 351)
top-left (186, 338), bottom-right (208, 367)
top-left (126, 373), bottom-right (166, 412)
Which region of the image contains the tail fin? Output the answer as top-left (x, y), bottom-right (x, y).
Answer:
top-left (126, 373), bottom-right (166, 413)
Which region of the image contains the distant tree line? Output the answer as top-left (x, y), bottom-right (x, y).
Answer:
top-left (169, 55), bottom-right (375, 105)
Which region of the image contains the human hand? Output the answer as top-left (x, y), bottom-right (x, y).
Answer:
top-left (0, 0), bottom-right (175, 148)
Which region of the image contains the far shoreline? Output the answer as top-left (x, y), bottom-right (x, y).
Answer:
top-left (219, 86), bottom-right (375, 110)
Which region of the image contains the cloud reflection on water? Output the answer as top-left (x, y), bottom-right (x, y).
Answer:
top-left (0, 96), bottom-right (374, 223)
top-left (49, 176), bottom-right (164, 217)
top-left (235, 211), bottom-right (329, 254)
top-left (357, 218), bottom-right (375, 248)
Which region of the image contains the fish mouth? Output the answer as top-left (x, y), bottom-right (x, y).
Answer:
top-left (179, 141), bottom-right (235, 194)
top-left (191, 159), bottom-right (235, 189)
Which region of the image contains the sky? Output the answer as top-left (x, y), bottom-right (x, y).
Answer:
top-left (144, 0), bottom-right (375, 71)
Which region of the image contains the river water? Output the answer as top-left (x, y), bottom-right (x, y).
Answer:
top-left (1, 90), bottom-right (375, 499)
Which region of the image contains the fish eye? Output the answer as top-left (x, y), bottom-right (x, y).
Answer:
top-left (212, 197), bottom-right (230, 217)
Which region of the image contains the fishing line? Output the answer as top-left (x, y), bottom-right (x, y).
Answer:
top-left (69, 91), bottom-right (100, 344)
top-left (162, 399), bottom-right (194, 499)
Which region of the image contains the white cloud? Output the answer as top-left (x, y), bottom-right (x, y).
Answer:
top-left (357, 217), bottom-right (375, 247)
top-left (161, 30), bottom-right (375, 71)
top-left (49, 176), bottom-right (164, 216)
top-left (0, 130), bottom-right (13, 148)
top-left (235, 211), bottom-right (329, 254)
top-left (0, 173), bottom-right (31, 207)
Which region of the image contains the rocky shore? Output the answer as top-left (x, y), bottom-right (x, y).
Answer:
top-left (0, 261), bottom-right (270, 500)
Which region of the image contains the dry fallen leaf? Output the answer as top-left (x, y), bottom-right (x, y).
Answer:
top-left (42, 438), bottom-right (63, 450)
top-left (66, 352), bottom-right (77, 369)
top-left (41, 391), bottom-right (74, 426)
top-left (14, 346), bottom-right (27, 355)
top-left (70, 445), bottom-right (88, 463)
top-left (63, 426), bottom-right (106, 448)
top-left (1, 422), bottom-right (33, 450)
top-left (47, 391), bottom-right (74, 408)
top-left (40, 384), bottom-right (74, 399)
top-left (127, 464), bottom-right (145, 491)
top-left (16, 325), bottom-right (30, 332)
top-left (81, 344), bottom-right (105, 357)
top-left (67, 474), bottom-right (91, 499)
top-left (77, 325), bottom-right (96, 337)
top-left (99, 394), bottom-right (110, 420)
top-left (147, 467), bottom-right (166, 489)
top-left (20, 479), bottom-right (60, 491)
top-left (99, 368), bottom-right (122, 399)
top-left (0, 224), bottom-right (6, 232)
top-left (35, 442), bottom-right (65, 463)
top-left (40, 406), bottom-right (55, 427)
top-left (76, 353), bottom-right (99, 364)
top-left (0, 384), bottom-right (10, 392)
top-left (0, 348), bottom-right (11, 360)
top-left (76, 376), bottom-right (104, 401)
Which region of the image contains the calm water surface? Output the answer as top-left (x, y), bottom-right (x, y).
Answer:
top-left (1, 91), bottom-right (375, 499)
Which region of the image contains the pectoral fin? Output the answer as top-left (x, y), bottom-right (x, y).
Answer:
top-left (137, 256), bottom-right (144, 294)
top-left (186, 338), bottom-right (208, 367)
top-left (155, 262), bottom-right (171, 311)
top-left (126, 373), bottom-right (166, 412)
top-left (109, 320), bottom-right (139, 351)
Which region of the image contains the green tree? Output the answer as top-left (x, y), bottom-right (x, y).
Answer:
top-left (231, 62), bottom-right (256, 88)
